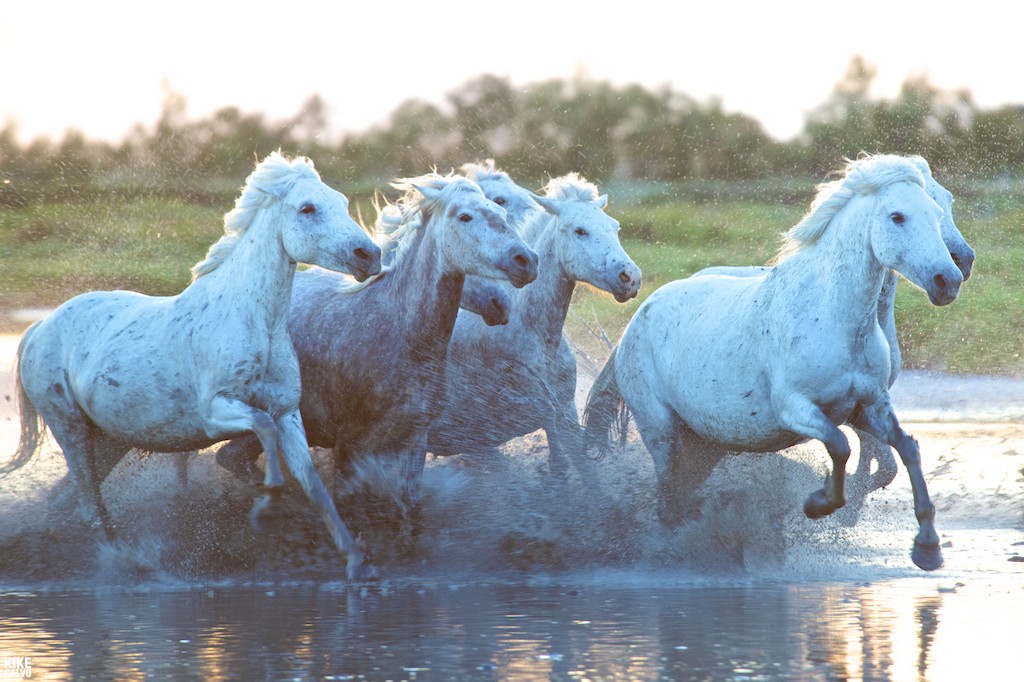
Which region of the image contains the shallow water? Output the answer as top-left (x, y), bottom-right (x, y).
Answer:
top-left (1, 334), bottom-right (1022, 680)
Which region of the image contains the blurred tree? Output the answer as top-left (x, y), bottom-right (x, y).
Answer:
top-left (3, 63), bottom-right (1024, 206)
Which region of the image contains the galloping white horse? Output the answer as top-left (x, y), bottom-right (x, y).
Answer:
top-left (693, 155), bottom-right (975, 511)
top-left (5, 152), bottom-right (382, 579)
top-left (429, 173), bottom-right (641, 478)
top-left (584, 155), bottom-right (963, 571)
top-left (216, 173), bottom-right (539, 554)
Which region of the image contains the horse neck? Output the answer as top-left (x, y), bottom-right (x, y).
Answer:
top-left (382, 220), bottom-right (466, 358)
top-left (514, 219), bottom-right (575, 348)
top-left (779, 208), bottom-right (887, 332)
top-left (201, 216), bottom-right (296, 331)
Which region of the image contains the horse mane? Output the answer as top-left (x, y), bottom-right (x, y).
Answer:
top-left (541, 172), bottom-right (600, 203)
top-left (461, 158), bottom-right (512, 184)
top-left (521, 172), bottom-right (601, 242)
top-left (773, 154), bottom-right (925, 264)
top-left (191, 151), bottom-right (321, 280)
top-left (330, 172), bottom-right (483, 295)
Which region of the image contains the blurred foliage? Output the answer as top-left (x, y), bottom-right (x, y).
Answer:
top-left (2, 57), bottom-right (1023, 207)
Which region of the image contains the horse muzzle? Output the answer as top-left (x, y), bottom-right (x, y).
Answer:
top-left (347, 245), bottom-right (383, 282)
top-left (503, 247), bottom-right (539, 288)
top-left (926, 268), bottom-right (963, 306)
top-left (608, 264), bottom-right (642, 302)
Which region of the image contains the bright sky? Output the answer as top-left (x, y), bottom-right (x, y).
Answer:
top-left (4, 0), bottom-right (1022, 145)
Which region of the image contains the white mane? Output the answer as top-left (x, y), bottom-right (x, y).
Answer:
top-left (332, 172), bottom-right (483, 294)
top-left (774, 154), bottom-right (925, 263)
top-left (461, 158), bottom-right (512, 184)
top-left (521, 172), bottom-right (601, 242)
top-left (191, 151), bottom-right (321, 280)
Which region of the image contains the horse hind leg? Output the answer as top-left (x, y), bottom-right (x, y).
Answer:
top-left (635, 408), bottom-right (723, 527)
top-left (44, 415), bottom-right (121, 539)
top-left (852, 426), bottom-right (898, 490)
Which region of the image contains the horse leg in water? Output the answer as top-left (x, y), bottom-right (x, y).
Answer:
top-left (399, 436), bottom-right (428, 504)
top-left (33, 399), bottom-right (123, 537)
top-left (547, 406), bottom-right (603, 491)
top-left (633, 404), bottom-right (726, 526)
top-left (205, 396), bottom-right (289, 528)
top-left (851, 401), bottom-right (943, 571)
top-left (276, 410), bottom-right (374, 580)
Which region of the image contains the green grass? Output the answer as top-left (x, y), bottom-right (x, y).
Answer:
top-left (0, 198), bottom-right (224, 311)
top-left (1, 183), bottom-right (1020, 375)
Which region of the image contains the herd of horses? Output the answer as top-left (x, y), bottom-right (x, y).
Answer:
top-left (3, 151), bottom-right (974, 578)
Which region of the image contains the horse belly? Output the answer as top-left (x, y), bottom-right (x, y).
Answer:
top-left (676, 389), bottom-right (802, 452)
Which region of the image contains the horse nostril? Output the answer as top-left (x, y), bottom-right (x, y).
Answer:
top-left (514, 254), bottom-right (530, 269)
top-left (933, 273), bottom-right (947, 290)
top-left (619, 271), bottom-right (632, 284)
top-left (354, 247), bottom-right (372, 262)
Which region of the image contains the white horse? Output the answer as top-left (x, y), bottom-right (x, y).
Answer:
top-left (5, 152), bottom-right (382, 580)
top-left (583, 155), bottom-right (963, 571)
top-left (429, 173), bottom-right (641, 479)
top-left (215, 172), bottom-right (539, 555)
top-left (693, 155), bottom-right (974, 515)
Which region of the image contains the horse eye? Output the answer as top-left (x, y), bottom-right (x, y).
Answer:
top-left (494, 197), bottom-right (507, 206)
top-left (300, 204), bottom-right (316, 215)
top-left (459, 213), bottom-right (473, 223)
top-left (575, 227), bottom-right (588, 236)
top-left (890, 212), bottom-right (905, 225)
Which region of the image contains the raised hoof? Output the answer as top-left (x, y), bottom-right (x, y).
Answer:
top-left (803, 489), bottom-right (839, 519)
top-left (217, 446), bottom-right (263, 485)
top-left (912, 539), bottom-right (944, 571)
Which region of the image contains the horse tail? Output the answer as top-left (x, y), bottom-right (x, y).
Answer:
top-left (1, 326), bottom-right (46, 477)
top-left (582, 345), bottom-right (631, 459)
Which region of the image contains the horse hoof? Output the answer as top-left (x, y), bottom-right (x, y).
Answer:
top-left (248, 490), bottom-right (285, 532)
top-left (912, 540), bottom-right (944, 571)
top-left (803, 490), bottom-right (835, 519)
top-left (217, 447), bottom-right (263, 485)
top-left (347, 557), bottom-right (380, 582)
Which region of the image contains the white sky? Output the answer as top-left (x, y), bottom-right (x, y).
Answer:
top-left (3, 0), bottom-right (1022, 145)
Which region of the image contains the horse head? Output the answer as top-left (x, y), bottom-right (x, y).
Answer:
top-left (857, 158), bottom-right (964, 306)
top-left (910, 156), bottom-right (976, 280)
top-left (529, 176), bottom-right (642, 303)
top-left (413, 177), bottom-right (538, 288)
top-left (462, 159), bottom-right (539, 228)
top-left (269, 155), bottom-right (382, 281)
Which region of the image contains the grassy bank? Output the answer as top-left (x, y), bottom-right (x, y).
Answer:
top-left (1, 179), bottom-right (1021, 375)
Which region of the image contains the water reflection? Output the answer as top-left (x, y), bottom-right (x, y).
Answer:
top-left (1, 580), bottom-right (1015, 680)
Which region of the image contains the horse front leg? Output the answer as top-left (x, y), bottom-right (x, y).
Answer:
top-left (205, 395), bottom-right (288, 532)
top-left (276, 410), bottom-right (376, 580)
top-left (851, 400), bottom-right (943, 571)
top-left (774, 396), bottom-right (851, 519)
top-left (399, 434), bottom-right (428, 504)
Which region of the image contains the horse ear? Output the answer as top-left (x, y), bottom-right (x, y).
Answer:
top-left (528, 191), bottom-right (561, 216)
top-left (597, 194), bottom-right (608, 209)
top-left (414, 183), bottom-right (443, 202)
